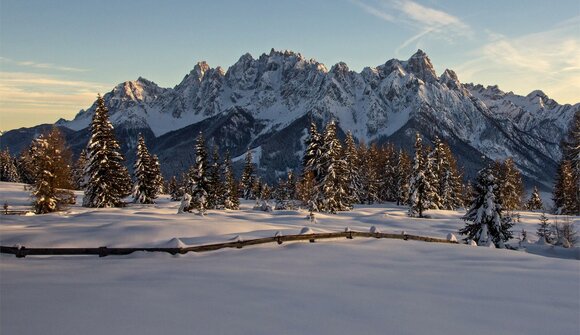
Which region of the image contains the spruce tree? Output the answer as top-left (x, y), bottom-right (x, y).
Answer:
top-left (0, 149), bottom-right (20, 182)
top-left (359, 143), bottom-right (380, 204)
top-left (536, 212), bottom-right (553, 244)
top-left (343, 131), bottom-right (362, 204)
top-left (17, 146), bottom-right (36, 184)
top-left (150, 154), bottom-right (164, 195)
top-left (459, 165), bottom-right (514, 247)
top-left (240, 150), bottom-right (256, 200)
top-left (132, 134), bottom-right (157, 204)
top-left (223, 151), bottom-right (239, 210)
top-left (494, 158), bottom-right (524, 210)
top-left (408, 133), bottom-right (435, 217)
top-left (207, 146), bottom-right (224, 209)
top-left (316, 121), bottom-right (350, 213)
top-left (526, 186), bottom-right (544, 211)
top-left (553, 160), bottom-right (578, 215)
top-left (83, 95), bottom-right (132, 208)
top-left (72, 150), bottom-right (88, 190)
top-left (29, 127), bottom-right (75, 213)
top-left (380, 143), bottom-right (397, 202)
top-left (300, 121), bottom-right (323, 211)
top-left (168, 176), bottom-right (182, 201)
top-left (394, 149), bottom-right (411, 206)
top-left (187, 132), bottom-right (210, 213)
top-left (432, 137), bottom-right (463, 210)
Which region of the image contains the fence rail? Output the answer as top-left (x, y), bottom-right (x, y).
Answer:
top-left (0, 231), bottom-right (458, 258)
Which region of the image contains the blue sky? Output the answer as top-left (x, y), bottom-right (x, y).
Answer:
top-left (1, 0), bottom-right (579, 130)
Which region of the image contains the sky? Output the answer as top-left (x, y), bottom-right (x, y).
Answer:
top-left (1, 0), bottom-right (579, 130)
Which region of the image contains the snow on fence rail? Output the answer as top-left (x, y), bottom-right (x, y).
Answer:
top-left (0, 231), bottom-right (458, 258)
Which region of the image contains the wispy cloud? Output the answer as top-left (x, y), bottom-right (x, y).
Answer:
top-left (351, 0), bottom-right (472, 54)
top-left (0, 57), bottom-right (89, 72)
top-left (0, 72), bottom-right (108, 128)
top-left (455, 17), bottom-right (580, 104)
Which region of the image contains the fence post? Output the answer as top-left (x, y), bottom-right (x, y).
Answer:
top-left (15, 246), bottom-right (26, 258)
top-left (98, 246), bottom-right (108, 257)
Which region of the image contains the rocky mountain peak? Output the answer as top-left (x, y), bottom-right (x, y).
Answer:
top-left (404, 49), bottom-right (437, 83)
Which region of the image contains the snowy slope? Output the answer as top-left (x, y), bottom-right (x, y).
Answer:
top-left (1, 182), bottom-right (579, 335)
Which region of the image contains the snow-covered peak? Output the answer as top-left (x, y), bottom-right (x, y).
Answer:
top-left (439, 69), bottom-right (461, 90)
top-left (403, 49), bottom-right (438, 83)
top-left (111, 77), bottom-right (165, 102)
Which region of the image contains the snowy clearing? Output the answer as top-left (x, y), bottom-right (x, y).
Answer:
top-left (1, 182), bottom-right (579, 335)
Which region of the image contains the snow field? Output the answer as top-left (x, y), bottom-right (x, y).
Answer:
top-left (0, 182), bottom-right (579, 334)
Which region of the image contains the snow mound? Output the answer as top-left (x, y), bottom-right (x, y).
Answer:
top-left (469, 240), bottom-right (478, 246)
top-left (370, 226), bottom-right (380, 234)
top-left (161, 238), bottom-right (188, 248)
top-left (300, 227), bottom-right (314, 235)
top-left (229, 235), bottom-right (243, 242)
top-left (446, 233), bottom-right (457, 242)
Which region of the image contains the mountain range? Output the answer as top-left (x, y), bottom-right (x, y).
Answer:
top-left (1, 49), bottom-right (577, 189)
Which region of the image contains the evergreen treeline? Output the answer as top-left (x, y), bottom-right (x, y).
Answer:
top-left (3, 107), bottom-right (577, 236)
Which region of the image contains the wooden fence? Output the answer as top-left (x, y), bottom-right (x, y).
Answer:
top-left (0, 230), bottom-right (458, 258)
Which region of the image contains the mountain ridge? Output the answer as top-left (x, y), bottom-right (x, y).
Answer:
top-left (3, 49), bottom-right (578, 189)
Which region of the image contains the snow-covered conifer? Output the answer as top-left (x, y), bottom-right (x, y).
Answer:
top-left (223, 151), bottom-right (239, 210)
top-left (343, 131), bottom-right (362, 204)
top-left (459, 165), bottom-right (514, 247)
top-left (553, 160), bottom-right (578, 215)
top-left (300, 121), bottom-right (323, 211)
top-left (536, 212), bottom-right (553, 244)
top-left (0, 149), bottom-right (19, 182)
top-left (207, 146), bottom-right (224, 209)
top-left (132, 134), bottom-right (161, 204)
top-left (316, 121), bottom-right (350, 213)
top-left (29, 127), bottom-right (75, 213)
top-left (72, 150), bottom-right (88, 190)
top-left (240, 150), bottom-right (255, 200)
top-left (168, 176), bottom-right (182, 201)
top-left (494, 158), bottom-right (524, 210)
top-left (187, 132), bottom-right (210, 213)
top-left (526, 186), bottom-right (544, 211)
top-left (359, 143), bottom-right (380, 204)
top-left (408, 133), bottom-right (437, 217)
top-left (394, 149), bottom-right (411, 206)
top-left (83, 95), bottom-right (132, 208)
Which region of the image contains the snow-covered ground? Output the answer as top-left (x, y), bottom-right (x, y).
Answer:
top-left (1, 182), bottom-right (579, 335)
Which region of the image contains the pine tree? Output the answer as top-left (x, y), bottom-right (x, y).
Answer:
top-left (408, 133), bottom-right (436, 217)
top-left (379, 143), bottom-right (397, 202)
top-left (251, 177), bottom-right (263, 200)
top-left (559, 110), bottom-right (580, 215)
top-left (300, 121), bottom-right (324, 210)
top-left (494, 158), bottom-right (524, 210)
top-left (0, 148), bottom-right (19, 182)
top-left (132, 134), bottom-right (157, 204)
top-left (536, 212), bottom-right (553, 244)
top-left (424, 144), bottom-right (441, 210)
top-left (240, 150), bottom-right (255, 200)
top-left (29, 127), bottom-right (75, 214)
top-left (168, 176), bottom-right (182, 201)
top-left (343, 131), bottom-right (362, 204)
top-left (16, 146), bottom-right (36, 184)
top-left (554, 216), bottom-right (577, 247)
top-left (316, 121), bottom-right (350, 213)
top-left (359, 143), bottom-right (380, 204)
top-left (222, 151), bottom-right (239, 210)
top-left (207, 146), bottom-right (224, 209)
top-left (72, 150), bottom-right (88, 190)
top-left (187, 132), bottom-right (210, 213)
top-left (394, 149), bottom-right (411, 206)
top-left (275, 170), bottom-right (298, 210)
top-left (432, 137), bottom-right (463, 210)
top-left (553, 160), bottom-right (577, 215)
top-left (83, 95), bottom-right (132, 208)
top-left (150, 154), bottom-right (164, 195)
top-left (459, 165), bottom-right (514, 247)
top-left (526, 186), bottom-right (544, 211)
